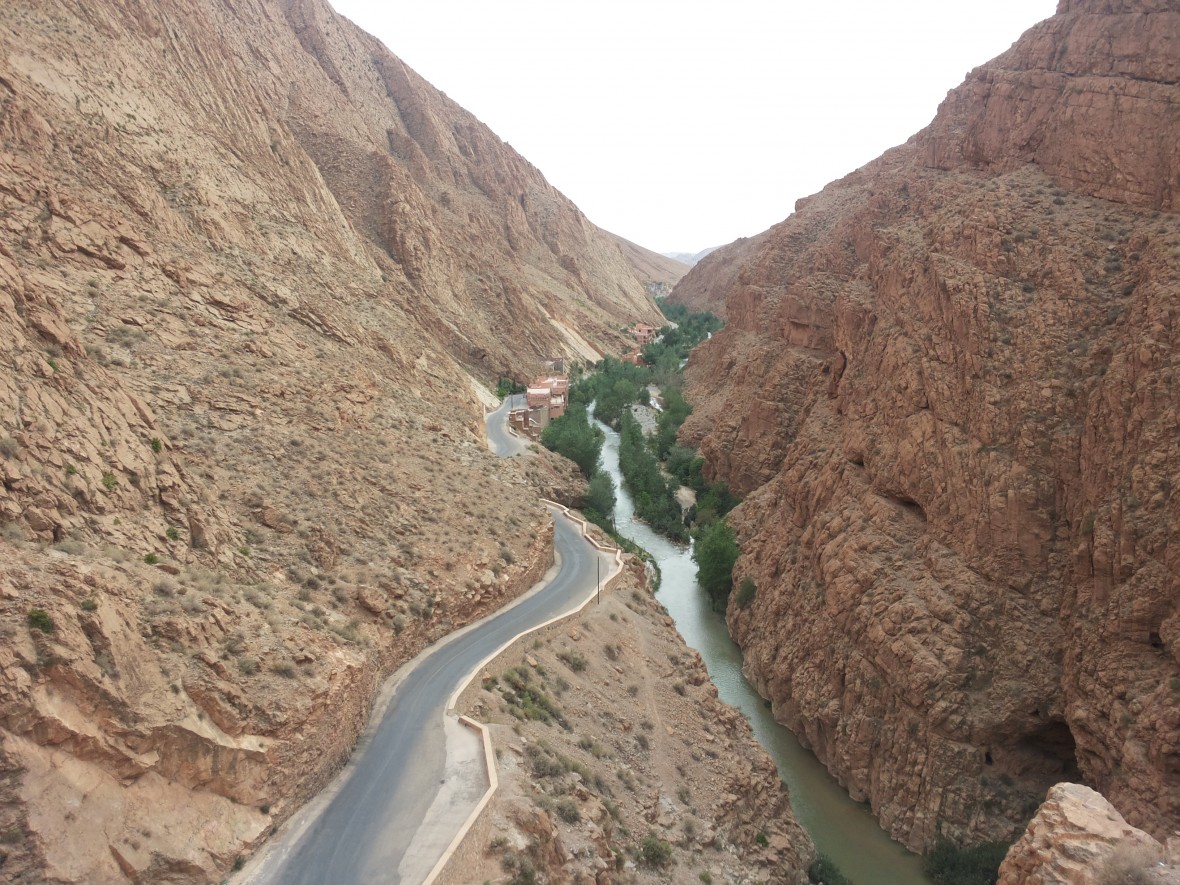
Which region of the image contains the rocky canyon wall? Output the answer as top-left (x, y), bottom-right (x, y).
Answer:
top-left (676, 0), bottom-right (1180, 853)
top-left (0, 0), bottom-right (665, 881)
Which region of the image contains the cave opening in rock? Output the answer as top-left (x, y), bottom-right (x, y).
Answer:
top-left (892, 494), bottom-right (927, 522)
top-left (1019, 718), bottom-right (1081, 781)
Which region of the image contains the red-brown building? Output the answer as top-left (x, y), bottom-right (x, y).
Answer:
top-left (632, 323), bottom-right (658, 346)
top-left (514, 372), bottom-right (570, 433)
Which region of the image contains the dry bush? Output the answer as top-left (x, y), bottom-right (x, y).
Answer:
top-left (1097, 841), bottom-right (1163, 885)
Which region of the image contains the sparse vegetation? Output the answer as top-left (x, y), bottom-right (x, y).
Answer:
top-left (27, 608), bottom-right (55, 633)
top-left (1097, 842), bottom-right (1163, 885)
top-left (922, 838), bottom-right (1010, 885)
top-left (501, 668), bottom-right (568, 728)
top-left (555, 798), bottom-right (580, 823)
top-left (736, 577), bottom-right (757, 609)
top-left (638, 834), bottom-right (673, 868)
top-left (557, 651), bottom-right (587, 672)
top-left (808, 853), bottom-right (853, 885)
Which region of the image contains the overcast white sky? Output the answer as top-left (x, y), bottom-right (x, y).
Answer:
top-left (329, 1), bottom-right (1059, 255)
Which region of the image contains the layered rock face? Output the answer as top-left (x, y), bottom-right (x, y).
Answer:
top-left (676, 0), bottom-right (1180, 853)
top-left (0, 0), bottom-right (664, 881)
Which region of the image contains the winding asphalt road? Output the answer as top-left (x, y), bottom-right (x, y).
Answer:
top-left (245, 401), bottom-right (608, 884)
top-left (485, 393), bottom-right (527, 456)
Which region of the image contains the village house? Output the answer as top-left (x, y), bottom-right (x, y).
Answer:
top-left (510, 369), bottom-right (570, 435)
top-left (632, 322), bottom-right (658, 346)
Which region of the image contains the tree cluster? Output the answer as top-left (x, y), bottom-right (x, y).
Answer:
top-left (540, 403), bottom-right (602, 479)
top-left (617, 412), bottom-right (688, 542)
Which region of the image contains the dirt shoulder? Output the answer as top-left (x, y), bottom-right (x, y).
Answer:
top-left (442, 554), bottom-right (814, 884)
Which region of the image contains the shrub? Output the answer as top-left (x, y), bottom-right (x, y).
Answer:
top-left (555, 798), bottom-right (581, 824)
top-left (271, 661), bottom-right (297, 679)
top-left (101, 471), bottom-right (117, 491)
top-left (1097, 842), bottom-right (1162, 885)
top-left (80, 598), bottom-right (98, 611)
top-left (558, 651), bottom-right (587, 672)
top-left (639, 834), bottom-right (673, 868)
top-left (166, 526), bottom-right (181, 541)
top-left (737, 578), bottom-right (757, 608)
top-left (808, 853), bottom-right (852, 885)
top-left (922, 838), bottom-right (1010, 885)
top-left (495, 377), bottom-right (524, 399)
top-left (150, 437), bottom-right (162, 453)
top-left (27, 608), bottom-right (55, 633)
top-left (143, 553), bottom-right (159, 565)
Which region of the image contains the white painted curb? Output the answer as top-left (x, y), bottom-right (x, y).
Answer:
top-left (421, 503), bottom-right (625, 885)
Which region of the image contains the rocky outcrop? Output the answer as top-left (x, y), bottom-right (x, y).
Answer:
top-left (0, 0), bottom-right (662, 881)
top-left (997, 783), bottom-right (1178, 885)
top-left (676, 0), bottom-right (1180, 853)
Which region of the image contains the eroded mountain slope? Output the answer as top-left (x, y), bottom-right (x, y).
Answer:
top-left (0, 0), bottom-right (664, 880)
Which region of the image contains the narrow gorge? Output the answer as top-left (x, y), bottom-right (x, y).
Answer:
top-left (0, 0), bottom-right (1176, 883)
top-left (674, 0), bottom-right (1180, 872)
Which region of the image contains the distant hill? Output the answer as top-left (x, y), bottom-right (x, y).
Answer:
top-left (608, 233), bottom-right (690, 298)
top-left (662, 246), bottom-right (720, 266)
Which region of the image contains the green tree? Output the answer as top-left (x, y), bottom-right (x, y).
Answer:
top-left (541, 404), bottom-right (602, 478)
top-left (584, 471), bottom-right (616, 522)
top-left (495, 377), bottom-right (525, 399)
top-left (693, 518), bottom-right (739, 608)
top-left (617, 412), bottom-right (687, 541)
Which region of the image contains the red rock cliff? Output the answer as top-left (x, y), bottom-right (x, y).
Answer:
top-left (676, 0), bottom-right (1180, 852)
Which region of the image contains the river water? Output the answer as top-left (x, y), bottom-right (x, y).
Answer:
top-left (595, 417), bottom-right (929, 885)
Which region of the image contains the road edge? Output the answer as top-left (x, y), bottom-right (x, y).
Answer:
top-left (420, 502), bottom-right (626, 885)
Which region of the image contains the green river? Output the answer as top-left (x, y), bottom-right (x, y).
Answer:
top-left (595, 415), bottom-right (930, 885)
